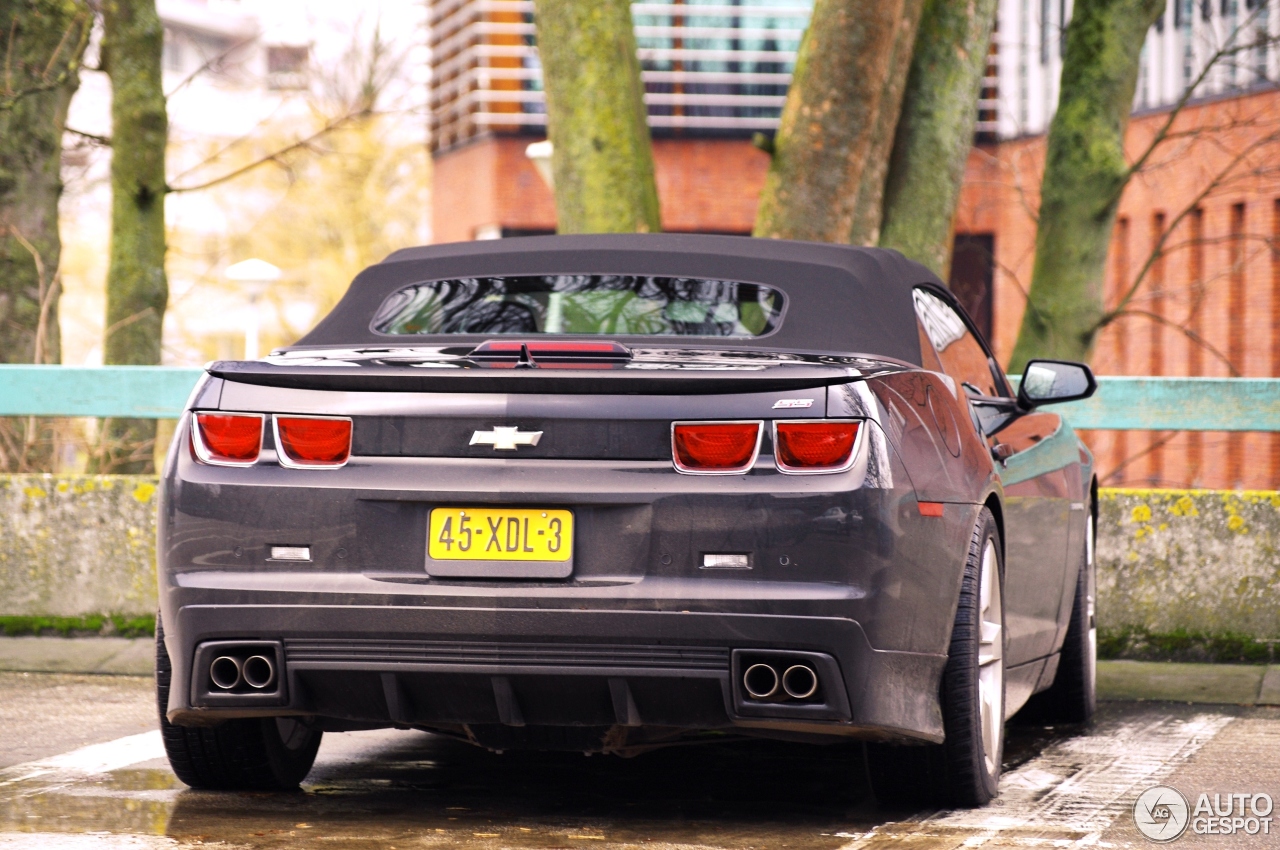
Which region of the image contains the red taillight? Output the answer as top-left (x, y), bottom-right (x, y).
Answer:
top-left (275, 416), bottom-right (352, 468)
top-left (192, 413), bottom-right (263, 466)
top-left (672, 421), bottom-right (762, 474)
top-left (775, 421), bottom-right (860, 472)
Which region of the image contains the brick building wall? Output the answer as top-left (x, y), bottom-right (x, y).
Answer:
top-left (953, 87), bottom-right (1280, 489)
top-left (432, 136), bottom-right (770, 242)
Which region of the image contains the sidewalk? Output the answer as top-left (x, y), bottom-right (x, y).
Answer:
top-left (1, 637), bottom-right (1278, 705)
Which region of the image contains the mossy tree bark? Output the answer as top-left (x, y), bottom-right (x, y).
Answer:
top-left (1008, 0), bottom-right (1164, 371)
top-left (0, 0), bottom-right (90, 471)
top-left (753, 0), bottom-right (905, 242)
top-left (878, 0), bottom-right (999, 278)
top-left (533, 0), bottom-right (661, 234)
top-left (99, 0), bottom-right (168, 473)
top-left (847, 0), bottom-right (926, 247)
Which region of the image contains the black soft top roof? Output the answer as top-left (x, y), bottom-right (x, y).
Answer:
top-left (294, 233), bottom-right (941, 365)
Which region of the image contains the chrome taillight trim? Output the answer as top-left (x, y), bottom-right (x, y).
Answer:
top-left (772, 418), bottom-right (865, 475)
top-left (190, 411), bottom-right (265, 468)
top-left (670, 419), bottom-right (765, 475)
top-left (272, 414), bottom-right (354, 470)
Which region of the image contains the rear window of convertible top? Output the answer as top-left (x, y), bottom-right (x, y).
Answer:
top-left (370, 275), bottom-right (785, 338)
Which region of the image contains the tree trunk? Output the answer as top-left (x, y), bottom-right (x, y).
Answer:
top-left (0, 0), bottom-right (89, 471)
top-left (847, 0), bottom-right (926, 247)
top-left (1008, 0), bottom-right (1164, 371)
top-left (878, 0), bottom-right (999, 278)
top-left (533, 0), bottom-right (661, 234)
top-left (753, 0), bottom-right (905, 242)
top-left (99, 0), bottom-right (167, 473)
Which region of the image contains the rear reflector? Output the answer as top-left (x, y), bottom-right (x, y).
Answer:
top-left (192, 413), bottom-right (263, 466)
top-left (672, 421), bottom-right (762, 474)
top-left (274, 416), bottom-right (353, 468)
top-left (918, 501), bottom-right (945, 517)
top-left (774, 421), bottom-right (860, 472)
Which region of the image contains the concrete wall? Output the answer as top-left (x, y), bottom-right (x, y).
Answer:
top-left (2, 478), bottom-right (1277, 649)
top-left (0, 476), bottom-right (159, 619)
top-left (1097, 489), bottom-right (1280, 658)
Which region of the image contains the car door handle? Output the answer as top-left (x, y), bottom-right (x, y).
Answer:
top-left (991, 443), bottom-right (1015, 463)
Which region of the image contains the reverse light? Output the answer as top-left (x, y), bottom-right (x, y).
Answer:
top-left (774, 420), bottom-right (861, 473)
top-left (274, 416), bottom-right (353, 469)
top-left (672, 421), bottom-right (762, 474)
top-left (192, 413), bottom-right (264, 467)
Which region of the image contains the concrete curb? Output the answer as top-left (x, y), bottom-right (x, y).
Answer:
top-left (1, 639), bottom-right (1278, 706)
top-left (0, 636), bottom-right (153, 676)
top-left (1097, 660), bottom-right (1280, 705)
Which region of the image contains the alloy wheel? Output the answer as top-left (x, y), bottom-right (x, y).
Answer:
top-left (977, 538), bottom-right (1004, 777)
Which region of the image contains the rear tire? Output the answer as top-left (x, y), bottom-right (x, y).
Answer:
top-left (868, 507), bottom-right (1005, 808)
top-left (155, 617), bottom-right (321, 790)
top-left (1021, 508), bottom-right (1097, 724)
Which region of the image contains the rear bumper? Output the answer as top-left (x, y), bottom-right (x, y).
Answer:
top-left (163, 596), bottom-right (946, 745)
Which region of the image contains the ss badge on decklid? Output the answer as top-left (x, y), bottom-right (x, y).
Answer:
top-left (470, 426), bottom-right (543, 451)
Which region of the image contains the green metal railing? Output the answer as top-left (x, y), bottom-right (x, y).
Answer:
top-left (0, 365), bottom-right (1277, 430)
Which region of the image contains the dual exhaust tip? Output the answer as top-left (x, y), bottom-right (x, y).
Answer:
top-left (743, 661), bottom-right (819, 701)
top-left (210, 653), bottom-right (277, 691)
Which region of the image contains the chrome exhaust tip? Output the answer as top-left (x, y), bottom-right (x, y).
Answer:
top-left (782, 664), bottom-right (819, 699)
top-left (242, 655), bottom-right (276, 690)
top-left (209, 655), bottom-right (243, 690)
top-left (743, 663), bottom-right (780, 699)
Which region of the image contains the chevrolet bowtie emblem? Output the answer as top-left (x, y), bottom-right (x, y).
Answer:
top-left (470, 426), bottom-right (543, 451)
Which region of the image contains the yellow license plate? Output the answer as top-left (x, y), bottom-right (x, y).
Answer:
top-left (428, 508), bottom-right (573, 561)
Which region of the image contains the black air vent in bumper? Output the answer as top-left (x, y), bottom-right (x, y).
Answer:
top-left (284, 639), bottom-right (730, 672)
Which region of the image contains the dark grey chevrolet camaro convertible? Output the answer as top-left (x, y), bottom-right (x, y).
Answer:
top-left (157, 234), bottom-right (1099, 806)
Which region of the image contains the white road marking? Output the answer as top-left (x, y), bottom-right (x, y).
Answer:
top-left (0, 731), bottom-right (164, 790)
top-left (841, 712), bottom-right (1235, 848)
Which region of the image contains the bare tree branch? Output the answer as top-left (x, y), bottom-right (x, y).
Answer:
top-left (1099, 125), bottom-right (1280, 325)
top-left (1101, 429), bottom-right (1182, 485)
top-left (101, 306), bottom-right (156, 343)
top-left (65, 125), bottom-right (109, 145)
top-left (165, 107), bottom-right (378, 194)
top-left (1123, 6), bottom-right (1272, 182)
top-left (1111, 307), bottom-right (1241, 376)
top-left (163, 33), bottom-right (257, 100)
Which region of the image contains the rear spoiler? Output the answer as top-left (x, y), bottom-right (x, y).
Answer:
top-left (205, 360), bottom-right (893, 396)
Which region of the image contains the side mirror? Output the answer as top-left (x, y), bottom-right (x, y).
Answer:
top-left (1017, 359), bottom-right (1097, 409)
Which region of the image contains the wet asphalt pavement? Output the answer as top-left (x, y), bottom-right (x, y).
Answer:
top-left (1, 672), bottom-right (1277, 849)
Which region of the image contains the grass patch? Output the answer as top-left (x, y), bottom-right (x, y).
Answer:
top-left (1100, 626), bottom-right (1279, 664)
top-left (0, 614), bottom-right (155, 639)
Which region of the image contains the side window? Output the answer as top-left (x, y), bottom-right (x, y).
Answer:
top-left (916, 318), bottom-right (945, 373)
top-left (913, 288), bottom-right (1005, 398)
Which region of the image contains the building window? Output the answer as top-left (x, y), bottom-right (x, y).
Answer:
top-left (267, 45), bottom-right (309, 89)
top-left (1020, 0), bottom-right (1031, 126)
top-left (268, 45), bottom-right (308, 74)
top-left (949, 234), bottom-right (995, 344)
top-left (1041, 0), bottom-right (1052, 64)
top-left (163, 29), bottom-right (184, 73)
